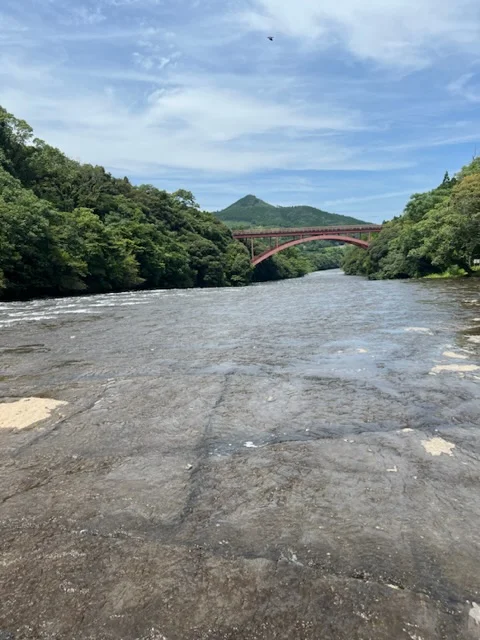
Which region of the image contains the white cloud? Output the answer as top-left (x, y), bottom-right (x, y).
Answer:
top-left (383, 132), bottom-right (480, 152)
top-left (0, 52), bottom-right (407, 176)
top-left (52, 26), bottom-right (161, 41)
top-left (144, 84), bottom-right (362, 140)
top-left (70, 5), bottom-right (106, 25)
top-left (323, 190), bottom-right (413, 207)
top-left (448, 73), bottom-right (480, 103)
top-left (0, 84), bottom-right (364, 174)
top-left (241, 0), bottom-right (480, 69)
top-left (133, 52), bottom-right (171, 70)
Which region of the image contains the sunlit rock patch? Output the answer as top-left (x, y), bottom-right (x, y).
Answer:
top-left (0, 397), bottom-right (68, 430)
top-left (421, 437), bottom-right (456, 457)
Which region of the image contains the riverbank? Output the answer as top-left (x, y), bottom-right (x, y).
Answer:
top-left (424, 266), bottom-right (480, 279)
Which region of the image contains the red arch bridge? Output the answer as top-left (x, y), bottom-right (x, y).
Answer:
top-left (232, 225), bottom-right (383, 266)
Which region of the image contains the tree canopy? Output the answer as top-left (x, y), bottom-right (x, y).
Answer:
top-left (342, 165), bottom-right (480, 279)
top-left (0, 106), bottom-right (254, 299)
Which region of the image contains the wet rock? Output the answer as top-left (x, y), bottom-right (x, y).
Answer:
top-left (0, 272), bottom-right (479, 639)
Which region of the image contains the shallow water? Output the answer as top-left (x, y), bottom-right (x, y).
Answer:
top-left (0, 270), bottom-right (479, 639)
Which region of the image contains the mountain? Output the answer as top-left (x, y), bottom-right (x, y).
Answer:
top-left (214, 195), bottom-right (367, 228)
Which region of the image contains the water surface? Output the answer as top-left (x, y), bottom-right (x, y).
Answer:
top-left (0, 270), bottom-right (479, 639)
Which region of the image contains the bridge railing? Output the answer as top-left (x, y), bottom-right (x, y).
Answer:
top-left (232, 225), bottom-right (382, 238)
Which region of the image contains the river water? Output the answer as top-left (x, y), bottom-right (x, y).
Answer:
top-left (0, 270), bottom-right (479, 639)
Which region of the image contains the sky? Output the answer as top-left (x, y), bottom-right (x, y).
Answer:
top-left (1, 0), bottom-right (480, 222)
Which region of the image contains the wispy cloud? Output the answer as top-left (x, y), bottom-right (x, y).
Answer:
top-left (383, 132), bottom-right (480, 152)
top-left (52, 26), bottom-right (153, 41)
top-left (69, 5), bottom-right (106, 25)
top-left (240, 0), bottom-right (480, 69)
top-left (323, 190), bottom-right (413, 207)
top-left (448, 72), bottom-right (480, 103)
top-left (0, 61), bottom-right (400, 175)
top-left (133, 52), bottom-right (172, 70)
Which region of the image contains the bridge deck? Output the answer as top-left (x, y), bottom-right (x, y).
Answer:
top-left (232, 225), bottom-right (382, 239)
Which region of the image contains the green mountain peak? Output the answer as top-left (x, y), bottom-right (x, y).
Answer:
top-left (215, 196), bottom-right (366, 229)
top-left (225, 195), bottom-right (270, 209)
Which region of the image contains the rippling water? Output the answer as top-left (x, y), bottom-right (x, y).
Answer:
top-left (0, 270), bottom-right (479, 639)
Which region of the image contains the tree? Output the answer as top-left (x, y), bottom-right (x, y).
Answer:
top-left (0, 104), bottom-right (266, 299)
top-left (172, 189), bottom-right (200, 209)
top-left (343, 163), bottom-right (480, 280)
top-left (223, 243), bottom-right (252, 286)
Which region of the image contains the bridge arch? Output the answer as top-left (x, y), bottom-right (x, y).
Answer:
top-left (252, 235), bottom-right (369, 267)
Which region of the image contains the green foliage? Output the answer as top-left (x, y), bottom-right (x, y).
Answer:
top-left (0, 106), bottom-right (253, 299)
top-left (253, 248), bottom-right (313, 282)
top-left (223, 243), bottom-right (253, 286)
top-left (172, 189), bottom-right (200, 210)
top-left (216, 194), bottom-right (366, 228)
top-left (343, 162), bottom-right (480, 280)
top-left (424, 265), bottom-right (468, 279)
top-left (301, 245), bottom-right (345, 271)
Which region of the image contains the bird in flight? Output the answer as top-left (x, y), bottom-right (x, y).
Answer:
top-left (267, 36), bottom-right (274, 41)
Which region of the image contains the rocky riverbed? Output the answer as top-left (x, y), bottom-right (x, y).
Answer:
top-left (1, 271), bottom-right (479, 639)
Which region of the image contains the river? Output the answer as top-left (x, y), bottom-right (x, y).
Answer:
top-left (0, 270), bottom-right (479, 639)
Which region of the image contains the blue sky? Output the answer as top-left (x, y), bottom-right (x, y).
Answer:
top-left (1, 0), bottom-right (480, 222)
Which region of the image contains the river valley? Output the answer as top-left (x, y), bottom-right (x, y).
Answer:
top-left (0, 270), bottom-right (480, 639)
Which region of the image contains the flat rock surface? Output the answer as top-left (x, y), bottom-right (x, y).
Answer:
top-left (0, 272), bottom-right (479, 639)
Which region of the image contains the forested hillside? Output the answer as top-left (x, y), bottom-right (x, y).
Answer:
top-left (216, 195), bottom-right (365, 228)
top-left (342, 161), bottom-right (480, 279)
top-left (0, 107), bottom-right (257, 299)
